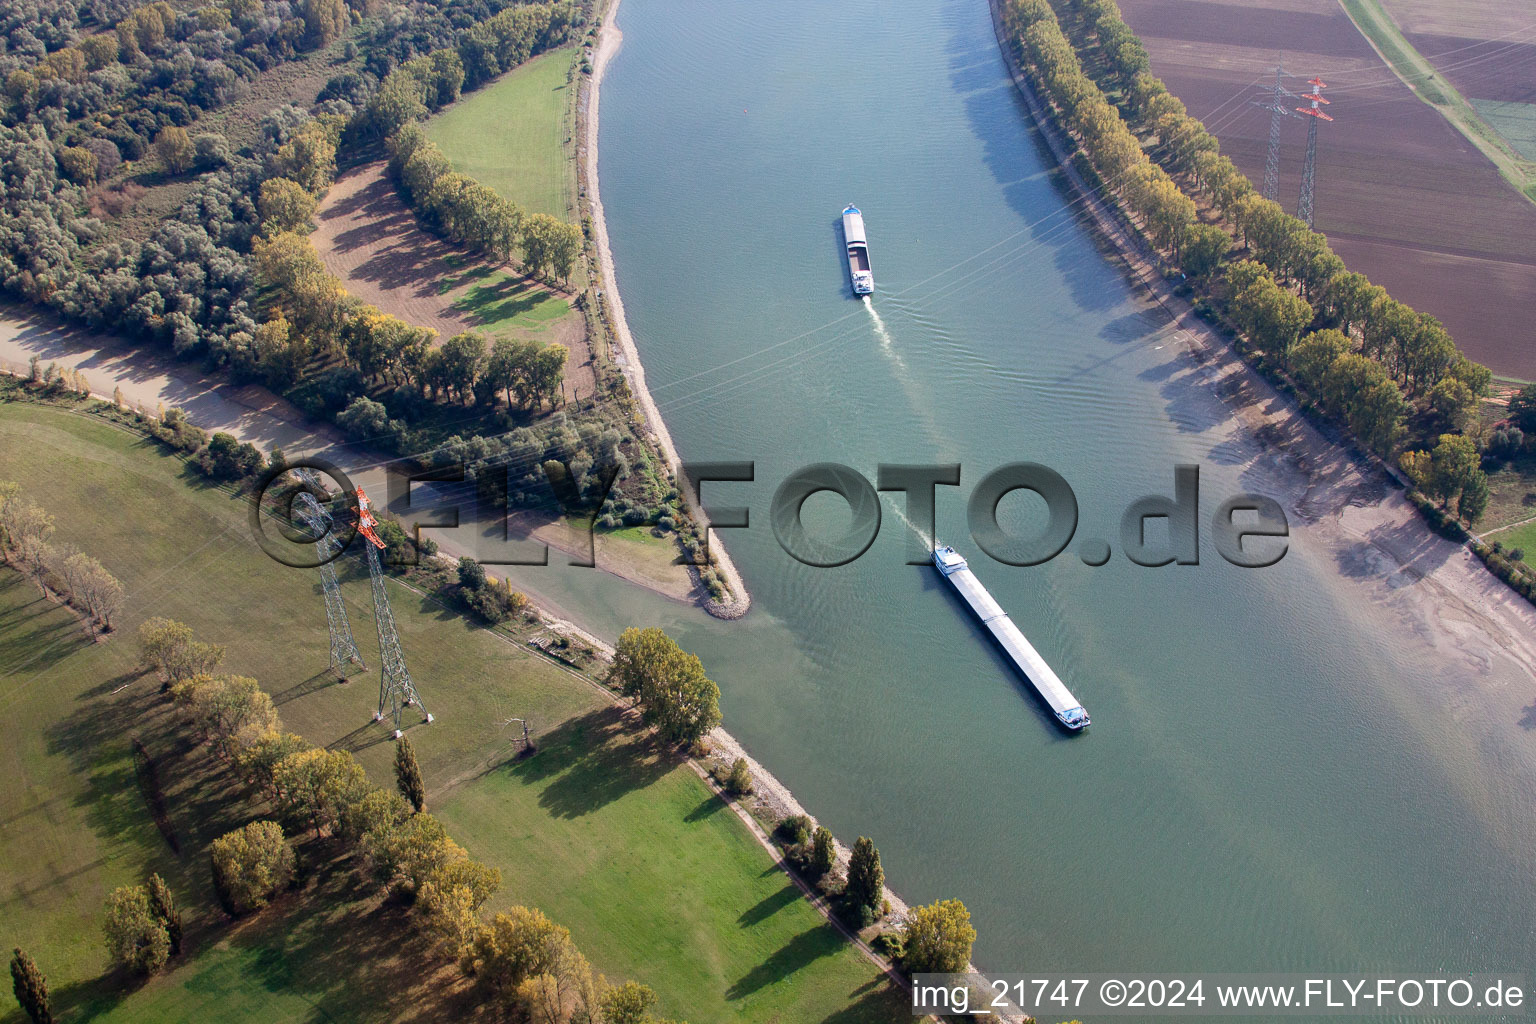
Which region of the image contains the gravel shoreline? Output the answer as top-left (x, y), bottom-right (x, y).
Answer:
top-left (579, 0), bottom-right (750, 620)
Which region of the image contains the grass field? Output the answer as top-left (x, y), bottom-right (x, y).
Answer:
top-left (1472, 100), bottom-right (1536, 163)
top-left (438, 258), bottom-right (572, 336)
top-left (1483, 519), bottom-right (1536, 562)
top-left (427, 46), bottom-right (579, 221)
top-left (0, 401), bottom-right (900, 1023)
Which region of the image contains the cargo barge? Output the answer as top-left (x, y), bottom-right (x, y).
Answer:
top-left (932, 544), bottom-right (1089, 731)
top-left (841, 204), bottom-right (874, 295)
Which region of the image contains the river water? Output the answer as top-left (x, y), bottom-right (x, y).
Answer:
top-left (538, 0), bottom-right (1536, 984)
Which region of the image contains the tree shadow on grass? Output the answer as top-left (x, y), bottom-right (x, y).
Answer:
top-left (724, 923), bottom-right (846, 1000)
top-left (507, 707), bottom-right (676, 819)
top-left (44, 688), bottom-right (261, 907)
top-left (0, 574), bottom-right (89, 674)
top-left (816, 981), bottom-right (910, 1023)
top-left (736, 881), bottom-right (800, 928)
top-left (45, 969), bottom-right (141, 1022)
top-left (78, 668), bottom-right (149, 700)
top-left (212, 854), bottom-right (498, 1024)
top-left (684, 793), bottom-right (727, 822)
top-left (453, 279), bottom-right (548, 327)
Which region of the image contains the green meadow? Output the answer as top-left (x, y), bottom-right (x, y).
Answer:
top-left (0, 400), bottom-right (902, 1023)
top-left (428, 46), bottom-right (580, 221)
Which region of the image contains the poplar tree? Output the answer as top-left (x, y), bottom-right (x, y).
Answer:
top-left (810, 827), bottom-right (836, 879)
top-left (147, 873), bottom-right (182, 955)
top-left (9, 948), bottom-right (52, 1024)
top-left (395, 735), bottom-right (426, 812)
top-left (845, 836), bottom-right (884, 924)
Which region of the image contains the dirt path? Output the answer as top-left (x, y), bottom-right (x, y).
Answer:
top-left (312, 162), bottom-right (597, 402)
top-left (0, 302), bottom-right (692, 601)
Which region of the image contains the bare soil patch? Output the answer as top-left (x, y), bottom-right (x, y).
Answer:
top-left (1380, 0), bottom-right (1535, 43)
top-left (313, 161), bottom-right (596, 400)
top-left (1117, 0), bottom-right (1536, 377)
top-left (1400, 33), bottom-right (1536, 104)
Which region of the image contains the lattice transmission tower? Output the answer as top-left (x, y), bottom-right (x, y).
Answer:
top-left (354, 488), bottom-right (432, 736)
top-left (1295, 77), bottom-right (1333, 229)
top-left (1251, 65), bottom-right (1301, 202)
top-left (294, 489), bottom-right (364, 678)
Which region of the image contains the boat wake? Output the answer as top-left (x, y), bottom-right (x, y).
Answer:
top-left (882, 494), bottom-right (933, 550)
top-left (863, 295), bottom-right (902, 367)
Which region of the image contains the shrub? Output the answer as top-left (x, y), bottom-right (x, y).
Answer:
top-left (724, 757), bottom-right (752, 796)
top-left (458, 556), bottom-right (487, 591)
top-left (872, 930), bottom-right (906, 961)
top-left (815, 868), bottom-right (845, 900)
top-left (775, 814), bottom-right (813, 846)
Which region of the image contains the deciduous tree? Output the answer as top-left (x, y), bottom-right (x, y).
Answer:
top-left (170, 674), bottom-right (279, 761)
top-left (1510, 384), bottom-right (1536, 435)
top-left (258, 178), bottom-right (318, 234)
top-left (137, 618), bottom-right (225, 684)
top-left (1180, 222), bottom-right (1228, 279)
top-left (210, 821), bottom-right (294, 915)
top-left (471, 906), bottom-right (573, 999)
top-left (152, 126), bottom-right (194, 175)
top-left (606, 628), bottom-right (722, 744)
top-left (146, 874), bottom-right (182, 956)
top-left (274, 747), bottom-right (370, 838)
top-left (900, 899), bottom-right (977, 974)
top-left (1404, 434), bottom-right (1484, 513)
top-left (600, 981), bottom-right (658, 1024)
top-left (102, 885), bottom-right (170, 974)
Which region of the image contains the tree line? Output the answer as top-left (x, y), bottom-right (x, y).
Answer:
top-left (1001, 0), bottom-right (1492, 522)
top-left (769, 813), bottom-right (976, 976)
top-left (0, 4), bottom-right (671, 530)
top-left (386, 123), bottom-right (584, 285)
top-left (41, 615), bottom-right (691, 1024)
top-left (0, 478), bottom-right (123, 634)
top-left (2, 0), bottom-right (572, 179)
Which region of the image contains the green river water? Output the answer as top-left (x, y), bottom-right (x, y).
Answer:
top-left (520, 0), bottom-right (1536, 988)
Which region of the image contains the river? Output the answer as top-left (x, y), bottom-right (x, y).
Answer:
top-left (533, 0), bottom-right (1536, 985)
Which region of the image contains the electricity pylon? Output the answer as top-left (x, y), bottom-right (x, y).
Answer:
top-left (1251, 65), bottom-right (1301, 202)
top-left (1295, 77), bottom-right (1333, 228)
top-left (295, 490), bottom-right (364, 678)
top-left (352, 488), bottom-right (432, 736)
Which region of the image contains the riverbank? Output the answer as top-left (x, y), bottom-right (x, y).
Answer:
top-left (986, 0), bottom-right (1536, 692)
top-left (578, 0), bottom-right (751, 619)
